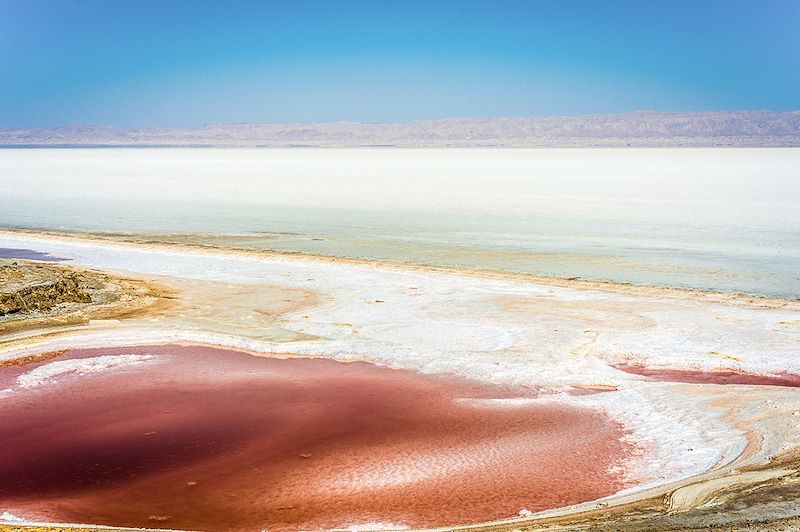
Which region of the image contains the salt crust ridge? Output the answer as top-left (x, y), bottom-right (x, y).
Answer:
top-left (14, 354), bottom-right (155, 389)
top-left (1, 232), bottom-right (799, 508)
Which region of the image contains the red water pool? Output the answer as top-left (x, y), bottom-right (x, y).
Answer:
top-left (0, 344), bottom-right (635, 531)
top-left (612, 362), bottom-right (800, 387)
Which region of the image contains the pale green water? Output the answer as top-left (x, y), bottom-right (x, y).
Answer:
top-left (0, 148), bottom-right (798, 298)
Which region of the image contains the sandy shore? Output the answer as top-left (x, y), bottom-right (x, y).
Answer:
top-left (1, 229), bottom-right (800, 531)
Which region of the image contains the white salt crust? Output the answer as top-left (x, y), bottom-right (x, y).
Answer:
top-left (2, 232), bottom-right (799, 506)
top-left (15, 354), bottom-right (155, 389)
top-left (0, 511), bottom-right (25, 523)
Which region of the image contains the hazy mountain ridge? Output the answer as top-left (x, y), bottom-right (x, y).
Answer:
top-left (2, 110), bottom-right (800, 147)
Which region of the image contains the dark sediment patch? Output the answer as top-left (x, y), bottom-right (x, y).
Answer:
top-left (0, 248), bottom-right (68, 262)
top-left (0, 344), bottom-right (636, 531)
top-left (612, 363), bottom-right (800, 387)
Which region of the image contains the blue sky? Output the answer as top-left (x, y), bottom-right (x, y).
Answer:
top-left (1, 0), bottom-right (798, 127)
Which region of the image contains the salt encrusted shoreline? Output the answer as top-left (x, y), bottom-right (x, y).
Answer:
top-left (13, 354), bottom-right (155, 389)
top-left (1, 229), bottom-right (800, 531)
top-left (5, 227), bottom-right (799, 311)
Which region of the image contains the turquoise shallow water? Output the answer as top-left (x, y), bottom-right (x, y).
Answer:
top-left (0, 147), bottom-right (798, 298)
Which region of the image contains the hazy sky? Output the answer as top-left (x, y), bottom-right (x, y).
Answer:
top-left (1, 0), bottom-right (798, 127)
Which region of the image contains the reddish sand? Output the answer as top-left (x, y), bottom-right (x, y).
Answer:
top-left (568, 385), bottom-right (618, 396)
top-left (0, 345), bottom-right (634, 531)
top-left (613, 363), bottom-right (800, 387)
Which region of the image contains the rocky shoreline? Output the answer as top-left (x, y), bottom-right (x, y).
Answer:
top-left (0, 260), bottom-right (170, 337)
top-left (1, 262), bottom-right (91, 316)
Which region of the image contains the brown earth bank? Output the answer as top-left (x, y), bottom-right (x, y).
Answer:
top-left (0, 260), bottom-right (172, 336)
top-left (0, 262), bottom-right (89, 315)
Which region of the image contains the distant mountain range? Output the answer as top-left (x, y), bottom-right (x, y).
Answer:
top-left (2, 110), bottom-right (799, 147)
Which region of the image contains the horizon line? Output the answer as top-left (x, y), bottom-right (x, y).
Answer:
top-left (3, 108), bottom-right (799, 131)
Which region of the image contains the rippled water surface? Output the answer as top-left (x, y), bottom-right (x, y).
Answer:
top-left (1, 148), bottom-right (798, 297)
top-left (0, 344), bottom-right (633, 531)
